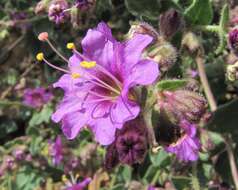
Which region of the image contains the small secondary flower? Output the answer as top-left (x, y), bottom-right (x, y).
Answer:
top-left (23, 87), bottom-right (52, 108)
top-left (165, 120), bottom-right (201, 162)
top-left (49, 135), bottom-right (63, 165)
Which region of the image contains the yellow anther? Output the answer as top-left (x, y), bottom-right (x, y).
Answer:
top-left (71, 73), bottom-right (81, 79)
top-left (61, 175), bottom-right (68, 183)
top-left (36, 52), bottom-right (44, 61)
top-left (75, 173), bottom-right (80, 179)
top-left (80, 61), bottom-right (96, 69)
top-left (67, 42), bottom-right (75, 50)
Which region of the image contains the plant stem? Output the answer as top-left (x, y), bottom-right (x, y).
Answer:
top-left (191, 163), bottom-right (200, 190)
top-left (225, 136), bottom-right (238, 190)
top-left (194, 25), bottom-right (220, 33)
top-left (195, 52), bottom-right (217, 111)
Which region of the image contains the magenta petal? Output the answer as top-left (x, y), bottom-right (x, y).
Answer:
top-left (125, 59), bottom-right (159, 88)
top-left (96, 22), bottom-right (115, 42)
top-left (123, 34), bottom-right (153, 71)
top-left (91, 101), bottom-right (111, 119)
top-left (51, 95), bottom-right (82, 122)
top-left (61, 111), bottom-right (88, 139)
top-left (53, 74), bottom-right (81, 92)
top-left (91, 118), bottom-right (117, 145)
top-left (110, 96), bottom-right (140, 125)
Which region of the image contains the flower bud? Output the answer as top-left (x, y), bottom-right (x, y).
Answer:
top-left (229, 28), bottom-right (238, 55)
top-left (35, 0), bottom-right (50, 14)
top-left (104, 118), bottom-right (149, 168)
top-left (127, 22), bottom-right (159, 41)
top-left (104, 143), bottom-right (119, 170)
top-left (75, 0), bottom-right (95, 11)
top-left (159, 8), bottom-right (183, 39)
top-left (182, 32), bottom-right (201, 53)
top-left (146, 41), bottom-right (177, 72)
top-left (115, 119), bottom-right (149, 165)
top-left (230, 6), bottom-right (238, 27)
top-left (156, 90), bottom-right (207, 124)
top-left (48, 0), bottom-right (69, 24)
top-left (227, 61), bottom-right (238, 81)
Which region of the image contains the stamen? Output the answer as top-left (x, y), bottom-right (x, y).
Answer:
top-left (88, 90), bottom-right (116, 99)
top-left (71, 73), bottom-right (81, 79)
top-left (36, 52), bottom-right (44, 61)
top-left (80, 61), bottom-right (96, 69)
top-left (38, 32), bottom-right (49, 41)
top-left (43, 57), bottom-right (70, 74)
top-left (83, 71), bottom-right (121, 95)
top-left (66, 42), bottom-right (75, 50)
top-left (45, 39), bottom-right (68, 63)
top-left (73, 49), bottom-right (90, 61)
top-left (95, 64), bottom-right (122, 89)
top-left (83, 97), bottom-right (114, 104)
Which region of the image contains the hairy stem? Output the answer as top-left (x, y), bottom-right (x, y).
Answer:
top-left (225, 136), bottom-right (238, 189)
top-left (191, 163), bottom-right (200, 190)
top-left (195, 52), bottom-right (217, 111)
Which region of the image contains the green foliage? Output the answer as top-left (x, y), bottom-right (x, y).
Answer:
top-left (14, 166), bottom-right (43, 190)
top-left (156, 79), bottom-right (188, 91)
top-left (149, 149), bottom-right (170, 167)
top-left (184, 0), bottom-right (213, 25)
top-left (215, 4), bottom-right (229, 54)
top-left (29, 104), bottom-right (53, 127)
top-left (125, 0), bottom-right (161, 20)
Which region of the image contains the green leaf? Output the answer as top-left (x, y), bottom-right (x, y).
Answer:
top-left (15, 166), bottom-right (43, 190)
top-left (184, 0), bottom-right (213, 25)
top-left (156, 79), bottom-right (188, 91)
top-left (125, 0), bottom-right (161, 20)
top-left (121, 166), bottom-right (132, 182)
top-left (0, 117), bottom-right (18, 139)
top-left (29, 104), bottom-right (53, 127)
top-left (207, 99), bottom-right (238, 134)
top-left (150, 149), bottom-right (170, 167)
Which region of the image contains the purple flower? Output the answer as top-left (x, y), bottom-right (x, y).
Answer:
top-left (52, 22), bottom-right (159, 145)
top-left (49, 136), bottom-right (63, 165)
top-left (165, 120), bottom-right (201, 162)
top-left (66, 177), bottom-right (91, 190)
top-left (23, 87), bottom-right (52, 108)
top-left (48, 0), bottom-right (69, 24)
top-left (229, 28), bottom-right (238, 55)
top-left (147, 185), bottom-right (156, 190)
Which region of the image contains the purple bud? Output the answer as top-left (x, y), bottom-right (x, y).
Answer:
top-left (104, 143), bottom-right (119, 170)
top-left (115, 119), bottom-right (148, 165)
top-left (229, 28), bottom-right (238, 55)
top-left (49, 135), bottom-right (63, 165)
top-left (6, 157), bottom-right (14, 169)
top-left (48, 0), bottom-right (69, 24)
top-left (159, 8), bottom-right (183, 39)
top-left (156, 90), bottom-right (207, 124)
top-left (12, 149), bottom-right (25, 161)
top-left (75, 0), bottom-right (95, 10)
top-left (104, 119), bottom-right (149, 168)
